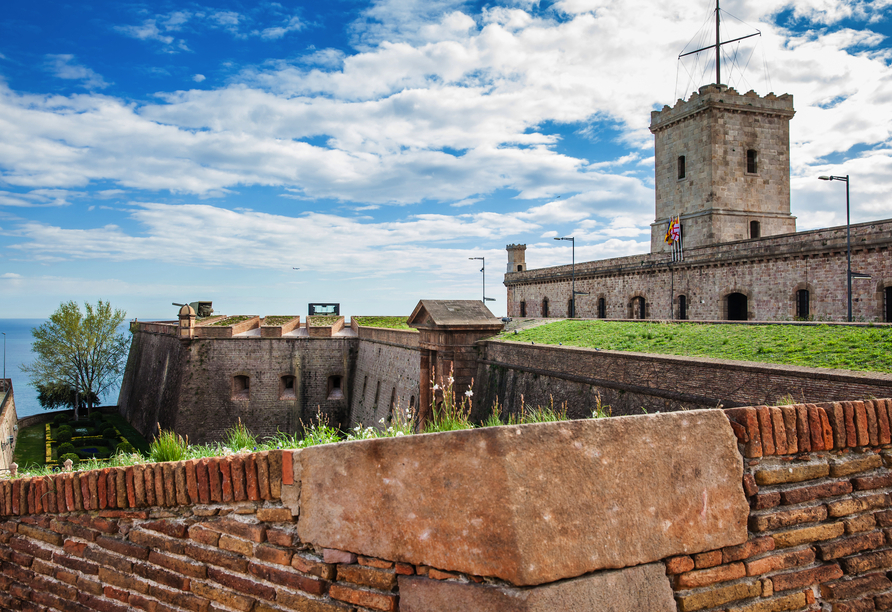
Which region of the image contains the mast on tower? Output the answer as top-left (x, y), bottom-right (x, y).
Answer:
top-left (679, 0), bottom-right (760, 86)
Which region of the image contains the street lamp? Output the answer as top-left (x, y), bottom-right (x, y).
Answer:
top-left (818, 175), bottom-right (853, 322)
top-left (469, 257), bottom-right (495, 304)
top-left (2, 332), bottom-right (5, 380)
top-left (554, 236), bottom-right (588, 317)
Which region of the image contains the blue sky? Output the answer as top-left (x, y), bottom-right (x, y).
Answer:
top-left (0, 0), bottom-right (890, 319)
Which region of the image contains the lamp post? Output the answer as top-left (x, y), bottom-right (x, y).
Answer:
top-left (469, 257), bottom-right (495, 304)
top-left (818, 175), bottom-right (852, 322)
top-left (554, 236), bottom-right (583, 317)
top-left (2, 332), bottom-right (5, 380)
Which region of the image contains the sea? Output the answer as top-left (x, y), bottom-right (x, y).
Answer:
top-left (0, 319), bottom-right (126, 419)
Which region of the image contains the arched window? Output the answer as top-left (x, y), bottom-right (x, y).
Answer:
top-left (279, 375), bottom-right (296, 400)
top-left (516, 264), bottom-right (523, 272)
top-left (327, 375), bottom-right (343, 400)
top-left (232, 375), bottom-right (250, 400)
top-left (677, 155), bottom-right (686, 180)
top-left (519, 301), bottom-right (526, 317)
top-left (750, 220), bottom-right (761, 239)
top-left (542, 297), bottom-right (549, 318)
top-left (597, 298), bottom-right (606, 319)
top-left (631, 296), bottom-right (646, 320)
top-left (796, 289), bottom-right (810, 320)
top-left (727, 293), bottom-right (748, 321)
top-left (678, 295), bottom-right (687, 320)
top-left (747, 149), bottom-right (758, 174)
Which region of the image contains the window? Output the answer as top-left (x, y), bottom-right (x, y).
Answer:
top-left (542, 297), bottom-right (549, 318)
top-left (747, 149), bottom-right (757, 174)
top-left (631, 296), bottom-right (646, 320)
top-left (362, 375), bottom-right (368, 398)
top-left (374, 380), bottom-right (381, 406)
top-left (597, 298), bottom-right (606, 319)
top-left (887, 287), bottom-right (892, 323)
top-left (677, 155), bottom-right (686, 180)
top-left (279, 375), bottom-right (296, 399)
top-left (327, 375), bottom-right (343, 400)
top-left (232, 375), bottom-right (250, 400)
top-left (390, 388), bottom-right (396, 412)
top-left (517, 265), bottom-right (523, 272)
top-left (678, 295), bottom-right (687, 320)
top-left (410, 395), bottom-right (416, 411)
top-left (727, 293), bottom-right (748, 321)
top-left (796, 290), bottom-right (810, 320)
top-left (519, 301), bottom-right (526, 317)
top-left (750, 220), bottom-right (761, 239)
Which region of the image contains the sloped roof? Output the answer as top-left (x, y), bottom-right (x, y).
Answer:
top-left (407, 300), bottom-right (504, 330)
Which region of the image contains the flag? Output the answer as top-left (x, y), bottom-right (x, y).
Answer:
top-left (666, 216), bottom-right (683, 262)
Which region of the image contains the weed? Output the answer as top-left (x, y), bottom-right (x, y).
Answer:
top-left (149, 426), bottom-right (188, 463)
top-left (298, 411), bottom-right (343, 448)
top-left (224, 418), bottom-right (257, 451)
top-left (775, 394), bottom-right (796, 406)
top-left (592, 392), bottom-right (611, 419)
top-left (424, 368), bottom-right (474, 433)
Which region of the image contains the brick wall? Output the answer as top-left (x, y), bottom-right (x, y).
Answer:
top-left (3, 404), bottom-right (892, 610)
top-left (349, 329), bottom-right (420, 429)
top-left (0, 380), bottom-right (16, 472)
top-left (474, 340), bottom-right (892, 420)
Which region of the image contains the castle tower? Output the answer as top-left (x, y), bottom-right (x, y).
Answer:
top-left (506, 244), bottom-right (527, 273)
top-left (649, 84), bottom-right (797, 253)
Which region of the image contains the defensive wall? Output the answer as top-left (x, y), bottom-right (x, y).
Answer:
top-left (3, 401), bottom-right (892, 611)
top-left (504, 218), bottom-right (892, 322)
top-left (0, 380), bottom-right (17, 472)
top-left (473, 340), bottom-right (892, 420)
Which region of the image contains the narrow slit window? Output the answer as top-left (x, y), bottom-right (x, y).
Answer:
top-left (750, 220), bottom-right (761, 239)
top-left (542, 297), bottom-right (549, 318)
top-left (796, 290), bottom-right (810, 319)
top-left (597, 297), bottom-right (606, 319)
top-left (678, 295), bottom-right (687, 320)
top-left (747, 149), bottom-right (757, 174)
top-left (519, 301), bottom-right (526, 317)
top-left (677, 155), bottom-right (686, 179)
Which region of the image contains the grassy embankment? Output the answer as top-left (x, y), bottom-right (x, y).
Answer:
top-left (501, 321), bottom-right (892, 373)
top-left (352, 316), bottom-right (412, 330)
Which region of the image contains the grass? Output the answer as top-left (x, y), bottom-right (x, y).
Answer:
top-left (149, 428), bottom-right (188, 463)
top-left (263, 316), bottom-right (296, 326)
top-left (308, 315), bottom-right (341, 327)
top-left (500, 320), bottom-right (892, 373)
top-left (352, 316), bottom-right (412, 330)
top-left (212, 315), bottom-right (252, 327)
top-left (12, 424), bottom-right (46, 471)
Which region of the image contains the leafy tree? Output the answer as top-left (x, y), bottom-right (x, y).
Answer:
top-left (22, 300), bottom-right (129, 421)
top-left (36, 381), bottom-right (99, 411)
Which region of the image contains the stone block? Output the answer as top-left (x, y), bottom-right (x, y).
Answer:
top-left (399, 563), bottom-right (675, 612)
top-left (296, 410), bottom-right (747, 586)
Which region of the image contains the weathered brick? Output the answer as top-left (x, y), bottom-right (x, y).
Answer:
top-left (144, 520), bottom-right (188, 539)
top-left (265, 528), bottom-right (295, 548)
top-left (248, 560), bottom-right (328, 595)
top-left (745, 548), bottom-right (815, 578)
top-left (84, 546), bottom-right (134, 573)
top-left (771, 563), bottom-right (843, 592)
top-left (208, 566), bottom-right (275, 600)
top-left (206, 458), bottom-right (223, 503)
top-left (359, 556), bottom-right (395, 570)
top-left (220, 457), bottom-right (233, 502)
top-left (756, 463), bottom-right (830, 486)
top-left (213, 518), bottom-right (266, 543)
top-left (822, 571), bottom-right (892, 600)
top-left (771, 408), bottom-right (788, 455)
top-left (773, 521), bottom-right (845, 548)
top-left (692, 550), bottom-right (722, 569)
top-left (53, 552), bottom-right (99, 575)
top-left (874, 400), bottom-right (892, 445)
top-left (750, 505), bottom-right (828, 532)
top-left (219, 534), bottom-right (254, 556)
top-left (254, 544), bottom-right (292, 566)
top-left (175, 461), bottom-right (189, 506)
top-left (832, 455), bottom-right (884, 477)
top-left (10, 534), bottom-right (57, 558)
top-left (50, 519), bottom-right (98, 542)
top-left (256, 508), bottom-right (293, 523)
top-left (149, 550), bottom-right (207, 579)
top-left (191, 582), bottom-right (254, 612)
top-left (195, 459), bottom-right (211, 505)
top-left (395, 562), bottom-right (414, 575)
top-left (323, 549), bottom-right (358, 565)
top-left (133, 560), bottom-right (192, 590)
top-left (276, 590), bottom-right (353, 612)
top-left (63, 539), bottom-right (88, 557)
top-left (855, 402), bottom-right (871, 447)
top-left (185, 460), bottom-right (200, 504)
top-left (292, 552), bottom-right (337, 580)
top-left (185, 543), bottom-right (248, 572)
top-left (188, 524), bottom-right (221, 546)
top-left (854, 474), bottom-right (892, 491)
top-left (876, 510), bottom-right (892, 527)
top-left (99, 566), bottom-right (149, 594)
top-left (757, 406), bottom-right (776, 455)
top-left (842, 549), bottom-right (892, 574)
top-left (337, 564), bottom-right (398, 591)
top-left (754, 492), bottom-right (781, 510)
top-left (832, 597), bottom-right (878, 612)
top-left (846, 513), bottom-right (878, 534)
top-left (817, 530), bottom-right (885, 560)
top-left (329, 583), bottom-right (398, 611)
top-left (828, 495), bottom-right (889, 518)
top-left (148, 583), bottom-right (210, 612)
top-left (77, 592), bottom-right (131, 612)
top-left (77, 575), bottom-right (104, 596)
top-left (96, 535), bottom-right (149, 560)
top-left (130, 529), bottom-right (186, 555)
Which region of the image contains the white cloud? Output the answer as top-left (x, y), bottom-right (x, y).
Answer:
top-left (260, 16), bottom-right (304, 40)
top-left (44, 55), bottom-right (110, 90)
top-left (193, 74), bottom-right (206, 82)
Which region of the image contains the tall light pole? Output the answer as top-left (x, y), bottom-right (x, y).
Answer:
top-left (554, 236), bottom-right (579, 317)
top-left (2, 332), bottom-right (5, 380)
top-left (469, 257), bottom-right (495, 304)
top-left (819, 175), bottom-right (852, 322)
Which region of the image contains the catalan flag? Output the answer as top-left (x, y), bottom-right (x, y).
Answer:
top-left (665, 216), bottom-right (683, 261)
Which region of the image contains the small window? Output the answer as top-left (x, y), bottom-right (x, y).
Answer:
top-left (279, 375), bottom-right (296, 400)
top-left (232, 375), bottom-right (250, 400)
top-left (886, 287), bottom-right (892, 323)
top-left (750, 220), bottom-right (761, 239)
top-left (409, 395), bottom-right (416, 410)
top-left (519, 301), bottom-right (526, 317)
top-left (542, 297), bottom-right (549, 318)
top-left (796, 290), bottom-right (810, 320)
top-left (678, 295), bottom-right (687, 320)
top-left (677, 155), bottom-right (686, 180)
top-left (516, 265), bottom-right (523, 272)
top-left (374, 380), bottom-right (381, 406)
top-left (747, 149), bottom-right (757, 174)
top-left (597, 297), bottom-right (606, 319)
top-left (390, 388), bottom-right (396, 411)
top-left (362, 375), bottom-right (368, 398)
top-left (327, 375), bottom-right (343, 400)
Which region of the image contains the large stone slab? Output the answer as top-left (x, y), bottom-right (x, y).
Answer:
top-left (294, 410), bottom-right (747, 586)
top-left (399, 563), bottom-right (676, 612)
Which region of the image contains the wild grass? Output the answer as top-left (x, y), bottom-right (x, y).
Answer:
top-left (500, 320), bottom-right (892, 373)
top-left (149, 427), bottom-right (188, 463)
top-left (224, 418), bottom-right (257, 451)
top-left (352, 316), bottom-right (413, 330)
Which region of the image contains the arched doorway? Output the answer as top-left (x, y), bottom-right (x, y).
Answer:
top-left (630, 296), bottom-right (646, 320)
top-left (727, 293), bottom-right (748, 321)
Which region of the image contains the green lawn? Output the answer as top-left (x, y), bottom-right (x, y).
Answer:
top-left (500, 321), bottom-right (892, 373)
top-left (12, 423), bottom-right (46, 471)
top-left (353, 316), bottom-right (412, 330)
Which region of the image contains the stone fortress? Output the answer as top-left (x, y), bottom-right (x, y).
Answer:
top-left (504, 84), bottom-right (892, 323)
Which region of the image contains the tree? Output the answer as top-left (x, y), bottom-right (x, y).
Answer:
top-left (36, 381), bottom-right (99, 411)
top-left (22, 300), bottom-right (129, 420)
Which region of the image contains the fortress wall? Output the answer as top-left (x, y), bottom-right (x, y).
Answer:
top-left (505, 219), bottom-right (892, 322)
top-left (0, 380), bottom-right (16, 471)
top-left (349, 328), bottom-right (420, 429)
top-left (2, 404), bottom-right (892, 610)
top-left (474, 340), bottom-right (892, 420)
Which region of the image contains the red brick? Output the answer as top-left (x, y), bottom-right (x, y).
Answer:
top-left (106, 470), bottom-right (118, 509)
top-left (155, 464), bottom-right (167, 507)
top-left (796, 405), bottom-right (812, 452)
top-left (323, 548), bottom-right (358, 565)
top-left (820, 408), bottom-right (835, 451)
top-left (865, 402), bottom-right (880, 446)
top-left (208, 566), bottom-right (275, 600)
top-left (185, 461), bottom-right (200, 504)
top-left (256, 453), bottom-right (271, 501)
top-left (144, 520), bottom-right (188, 539)
top-left (98, 509), bottom-right (148, 519)
top-left (745, 548), bottom-right (815, 576)
top-left (162, 463), bottom-right (176, 506)
top-left (85, 546), bottom-right (133, 573)
top-left (292, 552), bottom-right (337, 580)
top-left (359, 556), bottom-right (395, 570)
top-left (133, 560), bottom-right (192, 590)
top-left (185, 542), bottom-right (248, 572)
top-left (855, 402), bottom-right (871, 447)
top-left (206, 458), bottom-right (223, 503)
top-left (63, 539), bottom-right (88, 557)
top-left (175, 461), bottom-right (188, 505)
top-left (149, 550), bottom-right (207, 578)
top-left (728, 418), bottom-right (748, 443)
top-left (822, 571), bottom-right (891, 600)
top-left (693, 549), bottom-right (722, 569)
top-left (230, 456), bottom-right (247, 502)
top-left (771, 407), bottom-right (788, 455)
top-left (781, 480), bottom-right (853, 505)
top-left (219, 458), bottom-right (233, 503)
top-left (807, 405), bottom-right (826, 450)
top-left (191, 581), bottom-right (254, 612)
top-left (281, 451), bottom-right (294, 485)
top-left (249, 560), bottom-right (328, 594)
top-left (330, 583), bottom-right (397, 611)
top-left (148, 583), bottom-right (211, 612)
top-left (132, 465), bottom-right (146, 508)
top-left (818, 531), bottom-right (885, 561)
top-left (338, 564), bottom-right (397, 590)
top-left (77, 593), bottom-right (130, 612)
top-left (104, 585), bottom-right (130, 602)
top-left (742, 474), bottom-right (759, 497)
top-left (53, 552), bottom-right (99, 575)
top-left (188, 525), bottom-right (220, 547)
top-left (215, 518), bottom-right (266, 543)
top-left (130, 529), bottom-right (186, 555)
top-left (876, 510), bottom-right (892, 527)
top-left (143, 465), bottom-right (156, 507)
top-left (773, 563), bottom-right (843, 592)
top-left (842, 549), bottom-right (892, 574)
top-left (96, 535), bottom-right (149, 560)
top-left (827, 402), bottom-right (846, 449)
top-left (832, 598), bottom-right (878, 612)
top-left (50, 518), bottom-right (98, 542)
top-left (750, 505), bottom-right (828, 532)
top-left (723, 537), bottom-right (775, 564)
top-left (845, 402), bottom-right (859, 448)
top-left (125, 467), bottom-right (136, 508)
top-left (196, 459), bottom-right (210, 504)
top-left (265, 528), bottom-right (294, 547)
top-left (14, 525), bottom-right (62, 548)
top-left (854, 474), bottom-right (892, 491)
top-left (395, 563), bottom-right (414, 575)
top-left (244, 455), bottom-right (259, 501)
top-left (874, 400), bottom-right (892, 445)
top-left (254, 544), bottom-right (292, 566)
top-left (756, 406), bottom-right (775, 455)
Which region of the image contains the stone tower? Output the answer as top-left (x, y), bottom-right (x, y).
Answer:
top-left (506, 243), bottom-right (526, 273)
top-left (649, 84), bottom-right (797, 253)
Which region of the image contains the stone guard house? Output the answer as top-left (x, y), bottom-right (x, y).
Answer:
top-left (504, 84), bottom-right (892, 322)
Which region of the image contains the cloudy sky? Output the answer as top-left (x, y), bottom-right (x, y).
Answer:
top-left (0, 0), bottom-right (890, 319)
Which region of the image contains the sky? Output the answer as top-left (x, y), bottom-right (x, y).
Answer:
top-left (0, 0), bottom-right (890, 320)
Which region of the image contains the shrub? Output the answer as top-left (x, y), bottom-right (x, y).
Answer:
top-left (59, 453), bottom-right (80, 467)
top-left (53, 414), bottom-right (70, 426)
top-left (101, 425), bottom-right (116, 438)
top-left (55, 430), bottom-right (73, 444)
top-left (149, 428), bottom-right (188, 463)
top-left (57, 442), bottom-right (77, 456)
top-left (116, 441), bottom-right (136, 454)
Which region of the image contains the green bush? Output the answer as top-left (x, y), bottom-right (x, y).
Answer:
top-left (56, 442), bottom-right (77, 457)
top-left (59, 453), bottom-right (80, 466)
top-left (116, 441), bottom-right (136, 454)
top-left (100, 425), bottom-right (116, 438)
top-left (53, 414), bottom-right (70, 426)
top-left (149, 429), bottom-right (188, 463)
top-left (55, 430), bottom-right (73, 444)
